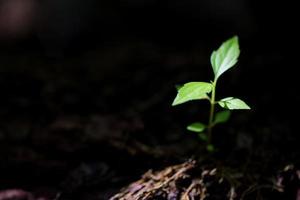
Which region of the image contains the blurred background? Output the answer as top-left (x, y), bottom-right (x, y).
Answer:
top-left (0, 0), bottom-right (299, 199)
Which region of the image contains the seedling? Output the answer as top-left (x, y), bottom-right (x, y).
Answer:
top-left (172, 36), bottom-right (250, 151)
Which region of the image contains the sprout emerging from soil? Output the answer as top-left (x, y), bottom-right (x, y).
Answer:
top-left (172, 36), bottom-right (250, 151)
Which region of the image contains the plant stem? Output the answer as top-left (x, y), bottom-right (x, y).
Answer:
top-left (207, 80), bottom-right (217, 144)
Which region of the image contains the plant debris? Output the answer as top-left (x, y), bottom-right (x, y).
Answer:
top-left (110, 160), bottom-right (234, 200)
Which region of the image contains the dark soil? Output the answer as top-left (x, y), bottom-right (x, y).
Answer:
top-left (0, 41), bottom-right (299, 199)
top-left (0, 1), bottom-right (300, 199)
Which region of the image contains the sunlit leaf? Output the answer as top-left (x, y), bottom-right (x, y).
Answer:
top-left (214, 110), bottom-right (231, 124)
top-left (172, 82), bottom-right (212, 106)
top-left (218, 97), bottom-right (250, 110)
top-left (187, 122), bottom-right (206, 133)
top-left (210, 36), bottom-right (240, 79)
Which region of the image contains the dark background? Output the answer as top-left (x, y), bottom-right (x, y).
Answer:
top-left (0, 0), bottom-right (299, 199)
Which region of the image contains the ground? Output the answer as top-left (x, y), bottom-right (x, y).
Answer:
top-left (0, 40), bottom-right (299, 199)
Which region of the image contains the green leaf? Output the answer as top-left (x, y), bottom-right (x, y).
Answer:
top-left (206, 144), bottom-right (215, 152)
top-left (198, 133), bottom-right (208, 141)
top-left (214, 110), bottom-right (231, 124)
top-left (210, 36), bottom-right (240, 79)
top-left (175, 84), bottom-right (182, 91)
top-left (218, 97), bottom-right (251, 110)
top-left (187, 122), bottom-right (206, 133)
top-left (172, 82), bottom-right (212, 106)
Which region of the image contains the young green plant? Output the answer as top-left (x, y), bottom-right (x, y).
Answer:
top-left (172, 36), bottom-right (250, 151)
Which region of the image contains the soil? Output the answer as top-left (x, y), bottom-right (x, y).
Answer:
top-left (0, 36), bottom-right (300, 200)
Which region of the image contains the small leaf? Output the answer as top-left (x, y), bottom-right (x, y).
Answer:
top-left (187, 122), bottom-right (206, 133)
top-left (206, 144), bottom-right (215, 152)
top-left (214, 110), bottom-right (231, 124)
top-left (218, 97), bottom-right (250, 110)
top-left (175, 84), bottom-right (182, 91)
top-left (198, 133), bottom-right (208, 141)
top-left (172, 82), bottom-right (212, 106)
top-left (210, 36), bottom-right (240, 79)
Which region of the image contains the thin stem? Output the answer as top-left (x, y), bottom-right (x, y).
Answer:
top-left (207, 79), bottom-right (217, 144)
